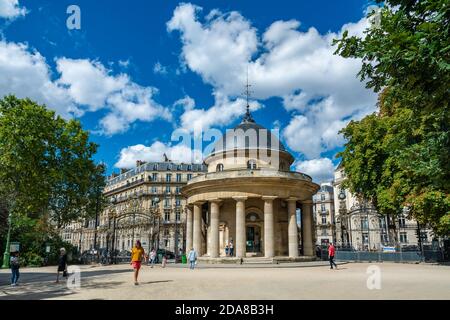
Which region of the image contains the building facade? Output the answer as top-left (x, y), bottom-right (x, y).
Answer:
top-left (61, 160), bottom-right (207, 255)
top-left (333, 164), bottom-right (433, 250)
top-left (313, 183), bottom-right (335, 246)
top-left (182, 109), bottom-right (320, 260)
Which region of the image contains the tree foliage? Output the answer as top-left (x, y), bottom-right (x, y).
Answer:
top-left (0, 95), bottom-right (106, 227)
top-left (334, 0), bottom-right (450, 236)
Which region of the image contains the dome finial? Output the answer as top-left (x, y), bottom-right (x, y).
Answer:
top-left (242, 66), bottom-right (255, 123)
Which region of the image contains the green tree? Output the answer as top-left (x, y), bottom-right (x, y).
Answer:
top-left (0, 96), bottom-right (106, 260)
top-left (334, 0), bottom-right (450, 236)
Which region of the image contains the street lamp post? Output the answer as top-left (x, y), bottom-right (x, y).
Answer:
top-left (149, 197), bottom-right (161, 253)
top-left (174, 204), bottom-right (182, 263)
top-left (108, 196), bottom-right (118, 264)
top-left (93, 187), bottom-right (100, 254)
top-left (1, 211), bottom-right (12, 269)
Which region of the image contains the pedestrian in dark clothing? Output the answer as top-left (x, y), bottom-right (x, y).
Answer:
top-left (10, 251), bottom-right (20, 286)
top-left (328, 243), bottom-right (338, 269)
top-left (56, 248), bottom-right (68, 283)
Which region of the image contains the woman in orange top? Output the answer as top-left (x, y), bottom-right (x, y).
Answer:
top-left (130, 240), bottom-right (145, 285)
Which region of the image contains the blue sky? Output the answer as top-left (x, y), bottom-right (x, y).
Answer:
top-left (0, 0), bottom-right (379, 183)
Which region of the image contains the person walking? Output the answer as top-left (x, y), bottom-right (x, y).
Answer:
top-left (149, 248), bottom-right (157, 268)
top-left (130, 240), bottom-right (145, 285)
top-left (10, 251), bottom-right (20, 286)
top-left (56, 248), bottom-right (68, 283)
top-left (187, 248), bottom-right (197, 270)
top-left (328, 243), bottom-right (338, 269)
top-left (229, 241), bottom-right (234, 257)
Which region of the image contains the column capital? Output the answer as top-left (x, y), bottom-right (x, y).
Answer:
top-left (193, 201), bottom-right (206, 206)
top-left (262, 196), bottom-right (278, 201)
top-left (210, 199), bottom-right (223, 205)
top-left (302, 199), bottom-right (313, 205)
top-left (286, 197), bottom-right (299, 202)
top-left (232, 196), bottom-right (248, 202)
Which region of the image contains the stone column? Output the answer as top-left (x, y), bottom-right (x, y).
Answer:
top-left (193, 202), bottom-right (203, 255)
top-left (288, 198), bottom-right (299, 258)
top-left (263, 196), bottom-right (277, 258)
top-left (233, 197), bottom-right (247, 258)
top-left (209, 200), bottom-right (221, 258)
top-left (301, 200), bottom-right (314, 256)
top-left (186, 206), bottom-right (193, 253)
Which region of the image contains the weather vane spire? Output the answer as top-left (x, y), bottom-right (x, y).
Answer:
top-left (242, 66), bottom-right (255, 123)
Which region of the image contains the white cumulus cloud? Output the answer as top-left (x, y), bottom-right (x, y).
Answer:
top-left (56, 58), bottom-right (171, 135)
top-left (179, 91), bottom-right (262, 134)
top-left (296, 158), bottom-right (335, 183)
top-left (0, 41), bottom-right (78, 117)
top-left (115, 142), bottom-right (203, 169)
top-left (0, 0), bottom-right (26, 19)
top-left (168, 3), bottom-right (378, 158)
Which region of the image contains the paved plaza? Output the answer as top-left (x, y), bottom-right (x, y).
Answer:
top-left (0, 262), bottom-right (449, 300)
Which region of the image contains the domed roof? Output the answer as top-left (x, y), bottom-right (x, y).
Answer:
top-left (209, 107), bottom-right (287, 155)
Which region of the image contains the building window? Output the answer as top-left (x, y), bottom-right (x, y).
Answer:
top-left (166, 174), bottom-right (172, 183)
top-left (152, 173), bottom-right (158, 181)
top-left (153, 164), bottom-right (158, 171)
top-left (321, 194), bottom-right (326, 201)
top-left (175, 186), bottom-right (181, 194)
top-left (216, 164), bottom-right (224, 172)
top-left (321, 216), bottom-right (327, 224)
top-left (164, 211), bottom-right (170, 222)
top-left (400, 232), bottom-right (408, 243)
top-left (164, 239), bottom-right (170, 248)
top-left (187, 165), bottom-right (192, 171)
top-left (420, 232), bottom-right (428, 243)
top-left (151, 186), bottom-right (157, 194)
top-left (362, 233), bottom-right (369, 244)
top-left (165, 186), bottom-right (171, 194)
top-left (164, 198), bottom-right (170, 208)
top-left (175, 198), bottom-right (181, 207)
top-left (321, 204), bottom-right (326, 212)
top-left (187, 174), bottom-right (193, 181)
top-left (379, 217), bottom-right (387, 230)
top-left (176, 174), bottom-right (182, 182)
top-left (380, 233), bottom-right (388, 244)
top-left (247, 160), bottom-right (257, 170)
top-left (176, 211), bottom-right (181, 222)
top-left (321, 229), bottom-right (327, 236)
top-left (361, 217), bottom-right (369, 230)
top-left (398, 216), bottom-right (406, 228)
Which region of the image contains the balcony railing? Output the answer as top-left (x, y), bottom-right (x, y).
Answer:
top-left (105, 177), bottom-right (188, 195)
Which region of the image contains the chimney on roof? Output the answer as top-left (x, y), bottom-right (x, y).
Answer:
top-left (136, 160), bottom-right (146, 167)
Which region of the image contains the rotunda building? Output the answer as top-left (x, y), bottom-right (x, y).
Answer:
top-left (182, 109), bottom-right (320, 261)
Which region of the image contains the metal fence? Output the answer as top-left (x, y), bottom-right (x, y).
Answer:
top-left (334, 249), bottom-right (444, 263)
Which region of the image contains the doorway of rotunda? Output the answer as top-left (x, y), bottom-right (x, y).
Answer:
top-left (246, 225), bottom-right (262, 254)
top-left (245, 212), bottom-right (263, 256)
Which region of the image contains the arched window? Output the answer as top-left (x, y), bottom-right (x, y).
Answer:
top-left (216, 164), bottom-right (224, 172)
top-left (247, 160), bottom-right (257, 170)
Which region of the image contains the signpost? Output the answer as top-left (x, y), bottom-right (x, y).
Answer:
top-left (10, 242), bottom-right (20, 253)
top-left (382, 246), bottom-right (396, 253)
